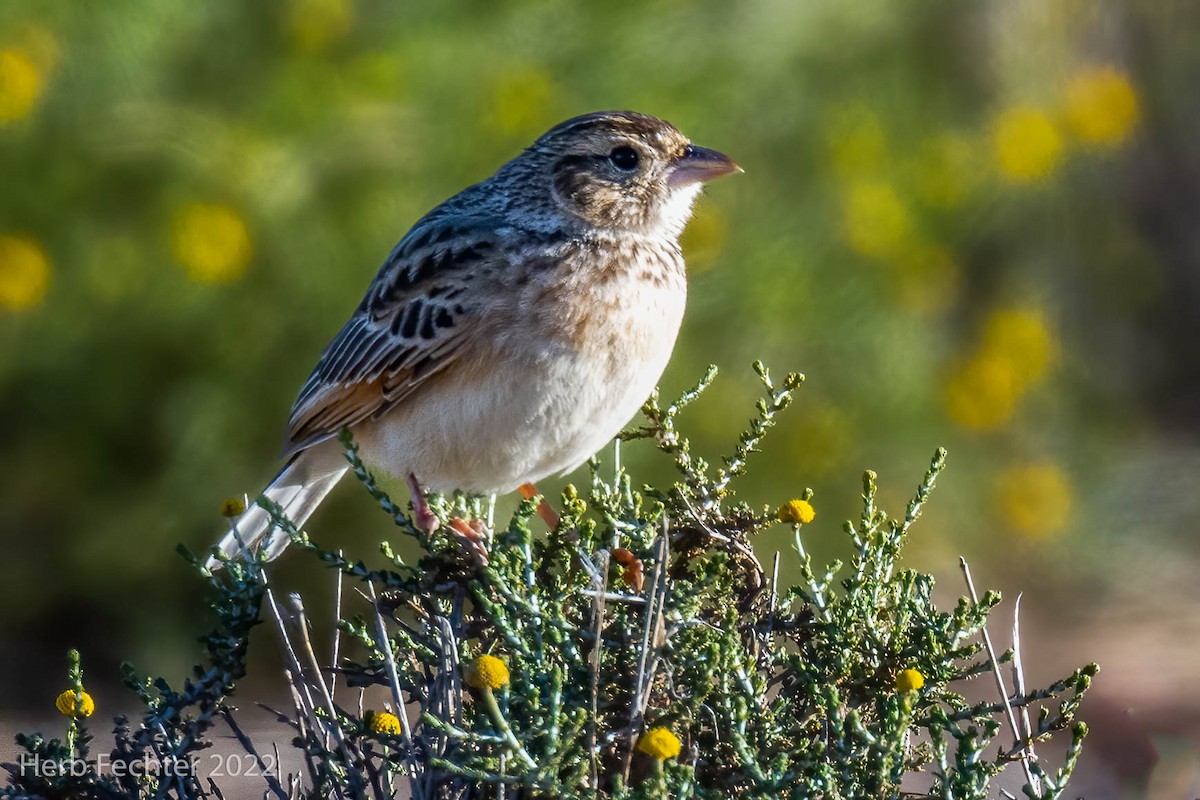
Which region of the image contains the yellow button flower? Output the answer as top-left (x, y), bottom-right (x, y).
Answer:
top-left (55, 689), bottom-right (95, 718)
top-left (0, 48), bottom-right (44, 123)
top-left (465, 654), bottom-right (510, 691)
top-left (637, 726), bottom-right (682, 761)
top-left (992, 106), bottom-right (1063, 182)
top-left (943, 353), bottom-right (1020, 430)
top-left (0, 234), bottom-right (51, 310)
top-left (993, 463), bottom-right (1073, 539)
top-left (1064, 66), bottom-right (1139, 147)
top-left (368, 711), bottom-right (402, 735)
top-left (778, 499), bottom-right (816, 525)
top-left (220, 497), bottom-right (247, 518)
top-left (172, 203), bottom-right (253, 284)
top-left (894, 668), bottom-right (925, 693)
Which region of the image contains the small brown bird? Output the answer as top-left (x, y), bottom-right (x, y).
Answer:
top-left (209, 111), bottom-right (738, 567)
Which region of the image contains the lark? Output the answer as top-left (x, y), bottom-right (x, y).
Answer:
top-left (209, 111), bottom-right (738, 567)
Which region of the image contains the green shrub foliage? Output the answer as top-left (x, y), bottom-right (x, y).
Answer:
top-left (3, 365), bottom-right (1095, 799)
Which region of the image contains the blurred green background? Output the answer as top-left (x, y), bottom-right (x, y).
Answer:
top-left (2, 0), bottom-right (1198, 793)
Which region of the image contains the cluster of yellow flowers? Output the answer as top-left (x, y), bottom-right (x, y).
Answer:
top-left (992, 461), bottom-right (1073, 540)
top-left (943, 307), bottom-right (1057, 431)
top-left (448, 656), bottom-right (688, 767)
top-left (992, 65), bottom-right (1140, 184)
top-left (833, 65), bottom-right (1139, 319)
top-left (829, 108), bottom-right (965, 316)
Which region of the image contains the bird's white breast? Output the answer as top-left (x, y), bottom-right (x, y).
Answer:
top-left (355, 236), bottom-right (687, 494)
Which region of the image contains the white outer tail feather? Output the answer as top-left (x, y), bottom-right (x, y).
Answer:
top-left (206, 444), bottom-right (348, 570)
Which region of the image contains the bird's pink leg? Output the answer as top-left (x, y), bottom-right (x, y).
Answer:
top-left (518, 483), bottom-right (560, 529)
top-left (407, 472), bottom-right (440, 534)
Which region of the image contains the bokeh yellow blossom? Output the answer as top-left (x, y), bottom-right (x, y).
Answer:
top-left (992, 106), bottom-right (1062, 182)
top-left (1064, 66), bottom-right (1139, 147)
top-left (465, 654), bottom-right (510, 691)
top-left (993, 463), bottom-right (1073, 539)
top-left (637, 726), bottom-right (682, 760)
top-left (778, 498), bottom-right (815, 525)
top-left (943, 353), bottom-right (1021, 430)
top-left (368, 711), bottom-right (402, 735)
top-left (946, 307), bottom-right (1057, 429)
top-left (488, 66), bottom-right (557, 137)
top-left (0, 48), bottom-right (44, 123)
top-left (55, 689), bottom-right (95, 718)
top-left (894, 668), bottom-right (925, 693)
top-left (825, 105), bottom-right (887, 179)
top-left (285, 0), bottom-right (354, 53)
top-left (0, 234), bottom-right (51, 310)
top-left (980, 308), bottom-right (1057, 384)
top-left (842, 181), bottom-right (910, 258)
top-left (172, 203), bottom-right (253, 283)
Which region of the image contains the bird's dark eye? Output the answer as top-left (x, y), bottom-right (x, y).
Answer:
top-left (609, 146), bottom-right (640, 171)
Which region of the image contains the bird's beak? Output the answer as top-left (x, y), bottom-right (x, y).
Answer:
top-left (668, 144), bottom-right (741, 187)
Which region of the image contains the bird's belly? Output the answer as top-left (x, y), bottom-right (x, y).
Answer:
top-left (355, 271), bottom-right (685, 494)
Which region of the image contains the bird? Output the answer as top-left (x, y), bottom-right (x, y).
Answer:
top-left (207, 110), bottom-right (738, 568)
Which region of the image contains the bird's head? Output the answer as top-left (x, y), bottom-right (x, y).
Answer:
top-left (513, 111), bottom-right (739, 237)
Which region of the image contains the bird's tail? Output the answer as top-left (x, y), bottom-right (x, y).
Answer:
top-left (206, 443), bottom-right (348, 570)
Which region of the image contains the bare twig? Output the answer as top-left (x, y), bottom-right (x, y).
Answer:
top-left (1011, 593), bottom-right (1039, 793)
top-left (959, 557), bottom-right (1037, 791)
top-left (329, 549), bottom-right (345, 703)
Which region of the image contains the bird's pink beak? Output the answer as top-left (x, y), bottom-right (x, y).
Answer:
top-left (668, 144), bottom-right (741, 187)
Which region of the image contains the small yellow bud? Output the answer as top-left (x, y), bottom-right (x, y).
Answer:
top-left (220, 497), bottom-right (247, 517)
top-left (894, 668), bottom-right (925, 693)
top-left (778, 499), bottom-right (816, 525)
top-left (636, 726), bottom-right (682, 761)
top-left (55, 689), bottom-right (95, 718)
top-left (465, 654), bottom-right (510, 691)
top-left (367, 711), bottom-right (402, 735)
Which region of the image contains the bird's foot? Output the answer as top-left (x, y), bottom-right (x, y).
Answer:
top-left (407, 472), bottom-right (441, 534)
top-left (448, 517), bottom-right (490, 567)
top-left (518, 483), bottom-right (560, 529)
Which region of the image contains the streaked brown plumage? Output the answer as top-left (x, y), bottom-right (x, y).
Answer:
top-left (209, 111), bottom-right (738, 567)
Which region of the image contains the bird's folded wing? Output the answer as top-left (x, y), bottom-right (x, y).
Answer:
top-left (281, 217), bottom-right (505, 455)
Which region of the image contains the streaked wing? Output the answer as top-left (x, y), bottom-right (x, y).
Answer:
top-left (282, 216), bottom-right (504, 455)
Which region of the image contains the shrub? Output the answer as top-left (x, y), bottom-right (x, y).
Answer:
top-left (2, 365), bottom-right (1095, 799)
